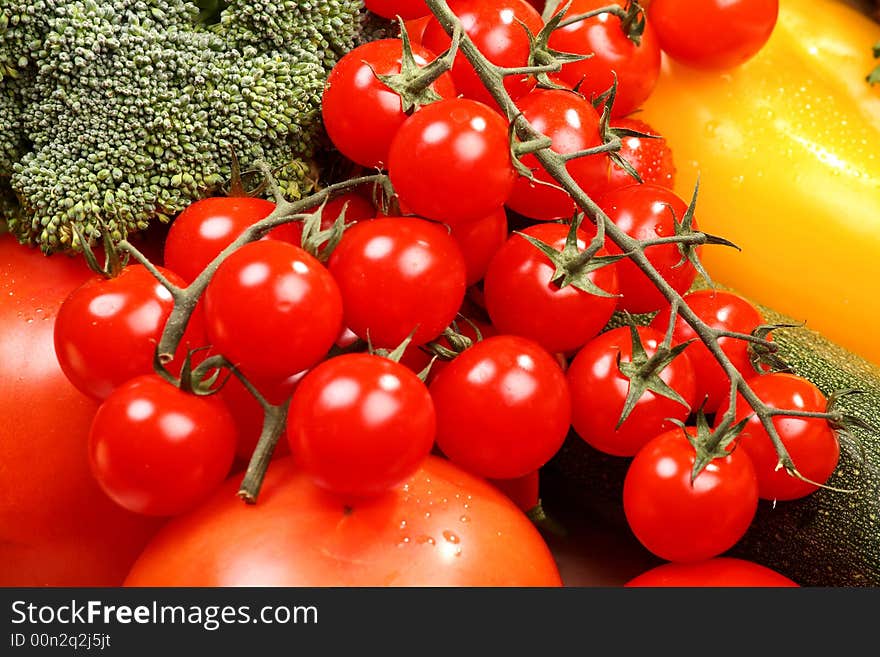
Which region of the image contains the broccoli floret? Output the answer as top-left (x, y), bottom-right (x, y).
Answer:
top-left (0, 0), bottom-right (366, 252)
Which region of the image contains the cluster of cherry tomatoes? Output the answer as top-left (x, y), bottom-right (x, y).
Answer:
top-left (48, 0), bottom-right (836, 586)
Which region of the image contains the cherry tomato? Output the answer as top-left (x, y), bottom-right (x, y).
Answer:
top-left (600, 117), bottom-right (676, 195)
top-left (548, 0), bottom-right (662, 117)
top-left (648, 0), bottom-right (779, 70)
top-left (430, 335), bottom-right (571, 479)
top-left (505, 89), bottom-right (608, 221)
top-left (125, 456), bottom-right (563, 586)
top-left (203, 240), bottom-right (343, 380)
top-left (163, 196), bottom-right (277, 283)
top-left (322, 39), bottom-right (457, 169)
top-left (388, 98), bottom-right (516, 223)
top-left (449, 207), bottom-right (509, 287)
top-left (399, 316), bottom-right (499, 383)
top-left (0, 236), bottom-right (160, 585)
top-left (623, 427), bottom-right (759, 562)
top-left (488, 470), bottom-right (540, 513)
top-left (626, 558), bottom-right (799, 587)
top-left (364, 0), bottom-right (428, 20)
top-left (715, 373), bottom-right (840, 501)
top-left (422, 0), bottom-right (544, 108)
top-left (272, 192), bottom-right (377, 248)
top-left (328, 216), bottom-right (466, 348)
top-left (651, 289), bottom-right (765, 412)
top-left (484, 222), bottom-right (619, 354)
top-left (288, 353), bottom-right (436, 498)
top-left (595, 183), bottom-right (699, 313)
top-left (54, 264), bottom-right (208, 400)
top-left (89, 375), bottom-right (237, 516)
top-left (567, 326), bottom-right (697, 457)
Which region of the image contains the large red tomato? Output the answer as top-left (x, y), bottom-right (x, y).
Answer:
top-left (0, 236), bottom-right (161, 586)
top-left (125, 456), bottom-right (563, 586)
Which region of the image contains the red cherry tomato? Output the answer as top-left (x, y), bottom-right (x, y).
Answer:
top-left (203, 240), bottom-right (343, 380)
top-left (648, 0), bottom-right (779, 70)
top-left (54, 264), bottom-right (208, 400)
top-left (388, 98), bottom-right (516, 224)
top-left (505, 89), bottom-right (608, 221)
top-left (601, 117), bottom-right (676, 195)
top-left (626, 558), bottom-right (799, 587)
top-left (422, 0), bottom-right (544, 108)
top-left (715, 373), bottom-right (840, 501)
top-left (328, 216), bottom-right (467, 348)
top-left (488, 470), bottom-right (540, 513)
top-left (567, 326), bottom-right (696, 457)
top-left (449, 207), bottom-right (509, 287)
top-left (483, 222), bottom-right (619, 354)
top-left (89, 375), bottom-right (237, 516)
top-left (364, 0), bottom-right (428, 20)
top-left (322, 39), bottom-right (457, 169)
top-left (430, 335), bottom-right (571, 479)
top-left (125, 456), bottom-right (563, 586)
top-left (548, 0), bottom-right (662, 117)
top-left (651, 289), bottom-right (765, 412)
top-left (623, 427), bottom-right (759, 562)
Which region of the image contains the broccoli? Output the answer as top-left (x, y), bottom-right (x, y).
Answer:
top-left (0, 0), bottom-right (371, 252)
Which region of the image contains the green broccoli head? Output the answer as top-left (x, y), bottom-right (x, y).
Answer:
top-left (0, 0), bottom-right (367, 252)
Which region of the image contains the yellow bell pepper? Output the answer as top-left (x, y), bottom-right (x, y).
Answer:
top-left (639, 0), bottom-right (880, 365)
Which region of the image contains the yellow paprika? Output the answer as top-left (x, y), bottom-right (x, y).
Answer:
top-left (639, 0), bottom-right (880, 365)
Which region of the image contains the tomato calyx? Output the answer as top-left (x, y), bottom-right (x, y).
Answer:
top-left (375, 20), bottom-right (462, 114)
top-left (514, 213), bottom-right (623, 297)
top-left (672, 410), bottom-right (749, 482)
top-left (296, 199), bottom-right (350, 262)
top-left (555, 1), bottom-right (648, 47)
top-left (616, 318), bottom-right (694, 428)
top-left (825, 389), bottom-right (874, 435)
top-left (528, 8), bottom-right (593, 90)
top-left (747, 323), bottom-right (797, 375)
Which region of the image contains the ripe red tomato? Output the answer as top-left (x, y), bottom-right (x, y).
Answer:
top-left (163, 196), bottom-right (277, 283)
top-left (430, 335), bottom-right (571, 479)
top-left (548, 0), bottom-right (662, 117)
top-left (648, 0), bottom-right (779, 70)
top-left (54, 264), bottom-right (208, 400)
top-left (595, 183), bottom-right (699, 313)
top-left (484, 222), bottom-right (619, 354)
top-left (203, 240), bottom-right (343, 380)
top-left (388, 98), bottom-right (516, 224)
top-left (623, 427), bottom-right (759, 562)
top-left (449, 207), bottom-right (509, 286)
top-left (422, 0), bottom-right (544, 108)
top-left (651, 289), bottom-right (765, 412)
top-left (328, 216), bottom-right (466, 348)
top-left (601, 117), bottom-right (676, 195)
top-left (505, 89), bottom-right (608, 221)
top-left (364, 0), bottom-right (428, 20)
top-left (567, 326), bottom-right (696, 457)
top-left (124, 456), bottom-right (563, 586)
top-left (89, 375), bottom-right (237, 516)
top-left (0, 236), bottom-right (160, 585)
top-left (626, 558), bottom-right (799, 587)
top-left (322, 39), bottom-right (457, 169)
top-left (716, 373), bottom-right (840, 501)
top-left (488, 470), bottom-right (540, 513)
top-left (287, 353), bottom-right (436, 498)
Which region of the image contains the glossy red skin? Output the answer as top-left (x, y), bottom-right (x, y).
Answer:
top-left (0, 237), bottom-right (161, 585)
top-left (505, 90), bottom-right (608, 221)
top-left (652, 290), bottom-right (765, 412)
top-left (365, 0), bottom-right (428, 20)
top-left (389, 99), bottom-right (516, 223)
top-left (220, 373), bottom-right (300, 461)
top-left (288, 354), bottom-right (436, 498)
top-left (322, 39), bottom-right (457, 169)
top-left (399, 317), bottom-right (498, 383)
top-left (484, 223), bottom-right (619, 354)
top-left (430, 335), bottom-right (572, 479)
top-left (328, 216), bottom-right (466, 348)
top-left (567, 326), bottom-right (697, 457)
top-left (163, 196), bottom-right (277, 283)
top-left (125, 455), bottom-right (563, 586)
top-left (716, 373), bottom-right (840, 501)
top-left (595, 184), bottom-right (699, 313)
top-left (648, 0), bottom-right (779, 70)
top-left (272, 193), bottom-right (377, 248)
top-left (54, 264), bottom-right (208, 400)
top-left (449, 207), bottom-right (509, 286)
top-left (403, 15), bottom-right (432, 45)
top-left (548, 0), bottom-right (662, 117)
top-left (488, 470), bottom-right (540, 513)
top-left (422, 0), bottom-right (544, 108)
top-left (600, 118), bottom-right (676, 195)
top-left (626, 558), bottom-right (799, 587)
top-left (203, 240), bottom-right (343, 380)
top-left (624, 427), bottom-right (759, 563)
top-left (89, 375), bottom-right (237, 516)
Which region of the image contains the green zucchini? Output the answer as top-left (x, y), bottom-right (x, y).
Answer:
top-left (540, 296), bottom-right (880, 586)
